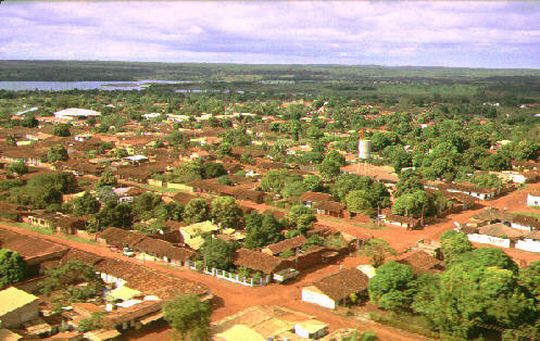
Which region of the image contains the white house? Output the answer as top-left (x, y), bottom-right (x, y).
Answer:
top-left (294, 321), bottom-right (328, 340)
top-left (54, 108), bottom-right (101, 120)
top-left (527, 191), bottom-right (540, 207)
top-left (301, 268), bottom-right (369, 310)
top-left (515, 232), bottom-right (540, 253)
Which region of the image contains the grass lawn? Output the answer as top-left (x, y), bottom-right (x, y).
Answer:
top-left (6, 222), bottom-right (97, 245)
top-left (515, 211), bottom-right (540, 219)
top-left (141, 184), bottom-right (183, 193)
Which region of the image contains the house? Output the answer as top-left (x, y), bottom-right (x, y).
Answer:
top-left (0, 329), bottom-right (22, 341)
top-left (94, 258), bottom-right (208, 300)
top-left (180, 221), bottom-right (220, 250)
top-left (527, 189), bottom-right (540, 207)
top-left (448, 183), bottom-right (498, 200)
top-left (465, 223), bottom-right (524, 248)
top-left (97, 227), bottom-right (146, 249)
top-left (53, 108), bottom-right (101, 121)
top-left (262, 235), bottom-right (307, 256)
top-left (0, 146), bottom-right (45, 166)
top-left (190, 179), bottom-right (234, 197)
top-left (131, 238), bottom-right (194, 266)
top-left (515, 231), bottom-right (540, 253)
top-left (385, 214), bottom-right (421, 229)
top-left (106, 300), bottom-right (163, 331)
top-left (412, 239), bottom-right (441, 258)
top-left (315, 200), bottom-right (347, 218)
top-left (469, 208), bottom-right (540, 231)
top-left (301, 268), bottom-right (369, 309)
top-left (0, 287), bottom-right (40, 328)
top-left (74, 134), bottom-right (92, 142)
top-left (113, 187), bottom-right (143, 203)
top-left (123, 155), bottom-right (149, 166)
top-left (22, 212), bottom-right (86, 234)
top-left (300, 191), bottom-right (334, 208)
top-left (233, 248), bottom-right (290, 275)
top-left (510, 214), bottom-right (540, 231)
top-left (294, 321), bottom-right (328, 340)
top-left (499, 170), bottom-right (538, 184)
top-left (231, 188), bottom-right (266, 204)
top-left (396, 250), bottom-right (444, 274)
top-left (213, 305), bottom-right (328, 341)
top-left (0, 229), bottom-right (67, 272)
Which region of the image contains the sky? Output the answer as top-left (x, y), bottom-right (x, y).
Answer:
top-left (1, 1), bottom-right (540, 68)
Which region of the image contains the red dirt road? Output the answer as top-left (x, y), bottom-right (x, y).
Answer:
top-left (1, 223), bottom-right (426, 341)
top-left (5, 184), bottom-right (539, 340)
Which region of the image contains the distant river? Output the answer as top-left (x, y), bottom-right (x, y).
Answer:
top-left (0, 80), bottom-right (195, 91)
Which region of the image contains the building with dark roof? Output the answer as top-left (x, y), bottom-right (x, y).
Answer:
top-left (301, 268), bottom-right (369, 309)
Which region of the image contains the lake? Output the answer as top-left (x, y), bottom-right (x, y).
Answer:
top-left (0, 80), bottom-right (195, 91)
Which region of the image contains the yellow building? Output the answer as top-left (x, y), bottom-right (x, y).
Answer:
top-left (0, 287), bottom-right (40, 328)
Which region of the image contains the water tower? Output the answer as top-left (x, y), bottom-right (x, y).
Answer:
top-left (358, 129), bottom-right (371, 160)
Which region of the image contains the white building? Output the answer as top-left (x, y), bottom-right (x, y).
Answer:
top-left (301, 268), bottom-right (369, 310)
top-left (54, 108), bottom-right (101, 120)
top-left (527, 192), bottom-right (540, 207)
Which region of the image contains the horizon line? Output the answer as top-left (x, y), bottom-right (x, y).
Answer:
top-left (2, 59), bottom-right (540, 71)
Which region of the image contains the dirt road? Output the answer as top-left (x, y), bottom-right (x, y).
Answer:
top-left (1, 223), bottom-right (427, 341)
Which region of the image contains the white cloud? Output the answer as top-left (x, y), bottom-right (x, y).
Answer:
top-left (0, 1), bottom-right (539, 67)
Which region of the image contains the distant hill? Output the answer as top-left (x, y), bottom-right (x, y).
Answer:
top-left (1, 60), bottom-right (540, 82)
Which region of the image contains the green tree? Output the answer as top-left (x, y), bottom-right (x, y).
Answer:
top-left (96, 170), bottom-right (117, 187)
top-left (394, 170), bottom-right (423, 197)
top-left (391, 190), bottom-right (429, 218)
top-left (319, 150), bottom-right (346, 180)
top-left (288, 205), bottom-right (316, 234)
top-left (211, 196), bottom-right (243, 229)
top-left (132, 192), bottom-right (162, 220)
top-left (94, 203), bottom-right (133, 229)
top-left (47, 144), bottom-right (69, 162)
top-left (440, 230), bottom-right (473, 266)
top-left (163, 294), bottom-right (211, 341)
top-left (183, 198), bottom-right (210, 224)
top-left (53, 124), bottom-right (71, 137)
top-left (202, 162), bottom-right (227, 179)
top-left (21, 113), bottom-right (38, 128)
top-left (201, 237), bottom-right (235, 270)
top-left (432, 249), bottom-right (534, 338)
top-left (331, 174), bottom-right (373, 202)
top-left (519, 261), bottom-right (540, 302)
top-left (0, 249), bottom-right (26, 287)
top-left (368, 261), bottom-right (415, 312)
top-left (303, 175), bottom-right (323, 192)
top-left (171, 161), bottom-right (203, 184)
top-left (39, 261), bottom-right (104, 303)
top-left (346, 190), bottom-right (375, 216)
top-left (7, 160), bottom-right (28, 175)
top-left (244, 212), bottom-right (282, 249)
top-left (281, 178), bottom-right (306, 199)
top-left (72, 191), bottom-right (100, 216)
top-left (360, 238), bottom-right (396, 267)
top-left (78, 312), bottom-right (106, 332)
top-left (469, 173), bottom-right (503, 189)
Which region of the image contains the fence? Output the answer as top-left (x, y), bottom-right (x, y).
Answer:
top-left (185, 260), bottom-right (272, 287)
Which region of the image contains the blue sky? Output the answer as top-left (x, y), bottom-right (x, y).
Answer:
top-left (1, 1), bottom-right (540, 68)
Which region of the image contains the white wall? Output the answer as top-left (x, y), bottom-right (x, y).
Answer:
top-left (527, 194), bottom-right (540, 207)
top-left (467, 234), bottom-right (511, 248)
top-left (516, 239), bottom-right (540, 253)
top-left (301, 287), bottom-right (336, 310)
top-left (510, 222), bottom-right (532, 231)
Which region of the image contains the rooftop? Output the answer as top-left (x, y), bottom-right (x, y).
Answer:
top-left (0, 287), bottom-right (39, 317)
top-left (54, 108), bottom-right (101, 117)
top-left (312, 268), bottom-right (369, 301)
